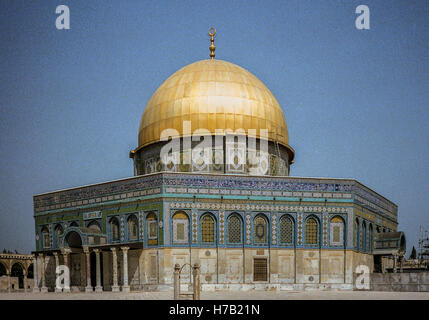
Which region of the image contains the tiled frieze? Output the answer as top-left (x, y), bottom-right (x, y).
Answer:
top-left (34, 173), bottom-right (397, 225)
top-left (170, 201), bottom-right (348, 213)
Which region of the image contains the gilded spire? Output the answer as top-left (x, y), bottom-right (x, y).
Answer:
top-left (209, 27), bottom-right (216, 59)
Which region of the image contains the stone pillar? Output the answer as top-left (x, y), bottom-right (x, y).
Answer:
top-left (62, 249), bottom-right (71, 293)
top-left (399, 255), bottom-right (404, 273)
top-left (94, 249), bottom-right (103, 292)
top-left (84, 248), bottom-right (93, 292)
top-left (393, 254), bottom-right (398, 273)
top-left (40, 254), bottom-right (48, 293)
top-left (53, 252), bottom-right (61, 292)
top-left (32, 256), bottom-right (40, 292)
top-left (121, 247), bottom-right (130, 292)
top-left (111, 247), bottom-right (120, 292)
top-left (174, 264), bottom-right (180, 300)
top-left (192, 263), bottom-right (200, 300)
top-left (23, 270), bottom-right (27, 293)
top-left (7, 271), bottom-right (11, 293)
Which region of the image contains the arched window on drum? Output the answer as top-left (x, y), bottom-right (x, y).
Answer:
top-left (279, 215), bottom-right (294, 245)
top-left (253, 214), bottom-right (268, 245)
top-left (41, 226), bottom-right (50, 249)
top-left (109, 217), bottom-right (120, 242)
top-left (200, 213), bottom-right (216, 244)
top-left (354, 218), bottom-right (360, 250)
top-left (172, 211), bottom-right (189, 245)
top-left (54, 224), bottom-right (63, 248)
top-left (329, 216), bottom-right (345, 247)
top-left (146, 212), bottom-right (158, 245)
top-left (87, 220), bottom-right (102, 233)
top-left (305, 216), bottom-right (319, 246)
top-left (128, 215), bottom-right (139, 241)
top-left (369, 224), bottom-right (374, 253)
top-left (361, 221), bottom-right (367, 252)
top-left (227, 213), bottom-right (243, 244)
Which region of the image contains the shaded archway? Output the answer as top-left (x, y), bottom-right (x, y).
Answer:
top-left (0, 262), bottom-right (7, 277)
top-left (65, 231), bottom-right (83, 248)
top-left (27, 264), bottom-right (34, 279)
top-left (11, 263), bottom-right (24, 289)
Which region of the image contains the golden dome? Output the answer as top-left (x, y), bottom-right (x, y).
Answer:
top-left (137, 59), bottom-right (294, 161)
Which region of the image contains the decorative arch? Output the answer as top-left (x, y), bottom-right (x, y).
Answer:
top-left (109, 217), bottom-right (120, 242)
top-left (253, 214), bottom-right (268, 245)
top-left (54, 224), bottom-right (64, 249)
top-left (172, 211), bottom-right (190, 245)
top-left (128, 214), bottom-right (139, 241)
top-left (69, 221), bottom-right (79, 227)
top-left (369, 224), bottom-right (374, 253)
top-left (41, 226), bottom-right (50, 249)
top-left (354, 218), bottom-right (360, 250)
top-left (146, 212), bottom-right (158, 245)
top-left (87, 220), bottom-right (102, 232)
top-left (278, 214), bottom-right (294, 245)
top-left (361, 221), bottom-right (367, 252)
top-left (11, 262), bottom-right (25, 289)
top-left (304, 215), bottom-right (320, 246)
top-left (227, 213), bottom-right (243, 244)
top-left (64, 230), bottom-right (83, 248)
top-left (330, 215), bottom-right (345, 247)
top-left (200, 212), bottom-right (216, 244)
top-left (0, 261), bottom-right (8, 277)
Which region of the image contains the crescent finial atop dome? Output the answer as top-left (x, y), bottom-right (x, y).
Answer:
top-left (209, 27), bottom-right (216, 59)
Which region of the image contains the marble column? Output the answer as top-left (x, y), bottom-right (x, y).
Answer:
top-left (121, 247), bottom-right (130, 292)
top-left (53, 252), bottom-right (62, 292)
top-left (40, 254), bottom-right (48, 293)
top-left (62, 249), bottom-right (71, 293)
top-left (32, 256), bottom-right (40, 292)
top-left (174, 264), bottom-right (180, 300)
top-left (7, 271), bottom-right (11, 293)
top-left (111, 247), bottom-right (120, 292)
top-left (192, 263), bottom-right (200, 300)
top-left (94, 249), bottom-right (103, 292)
top-left (23, 270), bottom-right (27, 293)
top-left (84, 249), bottom-right (93, 292)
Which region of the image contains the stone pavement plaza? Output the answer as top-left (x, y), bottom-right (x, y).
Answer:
top-left (1, 291), bottom-right (429, 300)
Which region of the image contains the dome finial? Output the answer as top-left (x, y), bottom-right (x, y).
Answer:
top-left (209, 27), bottom-right (216, 60)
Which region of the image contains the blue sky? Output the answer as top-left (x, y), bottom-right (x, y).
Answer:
top-left (0, 0), bottom-right (428, 254)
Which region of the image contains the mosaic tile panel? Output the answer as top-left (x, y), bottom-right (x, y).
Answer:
top-left (219, 211), bottom-right (225, 244)
top-left (271, 214), bottom-right (277, 245)
top-left (246, 214), bottom-right (251, 245)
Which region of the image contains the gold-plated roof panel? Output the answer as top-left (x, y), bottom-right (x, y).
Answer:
top-left (138, 59), bottom-right (293, 158)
